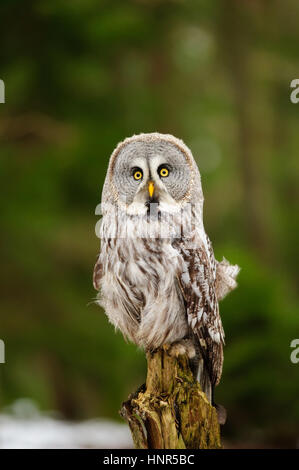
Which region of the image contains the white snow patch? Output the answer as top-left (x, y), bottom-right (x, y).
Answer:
top-left (0, 400), bottom-right (133, 449)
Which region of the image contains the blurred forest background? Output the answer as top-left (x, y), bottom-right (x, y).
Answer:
top-left (0, 0), bottom-right (298, 448)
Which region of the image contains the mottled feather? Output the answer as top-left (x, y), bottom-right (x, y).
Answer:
top-left (93, 132), bottom-right (239, 400)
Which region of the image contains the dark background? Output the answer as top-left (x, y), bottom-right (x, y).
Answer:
top-left (0, 0), bottom-right (298, 448)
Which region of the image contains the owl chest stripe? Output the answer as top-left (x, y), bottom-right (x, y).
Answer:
top-left (114, 242), bottom-right (177, 303)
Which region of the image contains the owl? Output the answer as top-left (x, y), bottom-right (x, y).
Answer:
top-left (93, 133), bottom-right (239, 406)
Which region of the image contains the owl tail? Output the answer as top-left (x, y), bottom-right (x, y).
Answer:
top-left (197, 358), bottom-right (227, 425)
top-left (216, 258), bottom-right (240, 301)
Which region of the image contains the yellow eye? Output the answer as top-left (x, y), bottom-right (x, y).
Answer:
top-left (133, 169), bottom-right (143, 180)
top-left (159, 167), bottom-right (169, 177)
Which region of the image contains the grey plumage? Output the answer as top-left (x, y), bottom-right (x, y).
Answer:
top-left (93, 133), bottom-right (239, 402)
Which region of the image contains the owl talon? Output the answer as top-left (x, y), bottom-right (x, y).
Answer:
top-left (167, 340), bottom-right (196, 359)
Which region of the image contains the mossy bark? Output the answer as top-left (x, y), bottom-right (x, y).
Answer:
top-left (120, 346), bottom-right (221, 449)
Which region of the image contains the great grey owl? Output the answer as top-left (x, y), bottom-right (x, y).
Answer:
top-left (93, 133), bottom-right (239, 406)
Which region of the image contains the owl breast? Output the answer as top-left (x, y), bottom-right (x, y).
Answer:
top-left (99, 235), bottom-right (188, 351)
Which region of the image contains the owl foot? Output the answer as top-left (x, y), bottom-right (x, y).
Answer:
top-left (165, 339), bottom-right (196, 359)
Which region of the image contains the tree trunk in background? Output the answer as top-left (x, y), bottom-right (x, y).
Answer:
top-left (218, 0), bottom-right (267, 254)
top-left (120, 347), bottom-right (221, 449)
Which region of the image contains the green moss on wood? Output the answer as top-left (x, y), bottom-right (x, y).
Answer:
top-left (120, 346), bottom-right (221, 449)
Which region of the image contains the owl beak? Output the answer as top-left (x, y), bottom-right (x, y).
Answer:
top-left (148, 181), bottom-right (155, 199)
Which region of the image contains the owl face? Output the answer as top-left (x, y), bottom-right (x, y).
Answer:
top-left (110, 136), bottom-right (193, 214)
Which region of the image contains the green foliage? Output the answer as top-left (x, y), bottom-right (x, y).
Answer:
top-left (0, 0), bottom-right (298, 446)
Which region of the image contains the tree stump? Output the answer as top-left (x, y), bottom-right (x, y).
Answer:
top-left (120, 345), bottom-right (221, 449)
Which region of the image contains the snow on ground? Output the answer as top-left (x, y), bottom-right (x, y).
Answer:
top-left (0, 399), bottom-right (133, 449)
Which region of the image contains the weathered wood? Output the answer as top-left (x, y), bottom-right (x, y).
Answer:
top-left (120, 345), bottom-right (221, 449)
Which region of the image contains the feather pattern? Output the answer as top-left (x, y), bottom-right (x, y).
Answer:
top-left (93, 132), bottom-right (239, 398)
top-left (174, 233), bottom-right (224, 386)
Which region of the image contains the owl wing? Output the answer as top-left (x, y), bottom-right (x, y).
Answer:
top-left (175, 236), bottom-right (224, 386)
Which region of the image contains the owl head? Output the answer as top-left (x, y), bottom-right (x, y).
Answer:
top-left (102, 133), bottom-right (203, 217)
